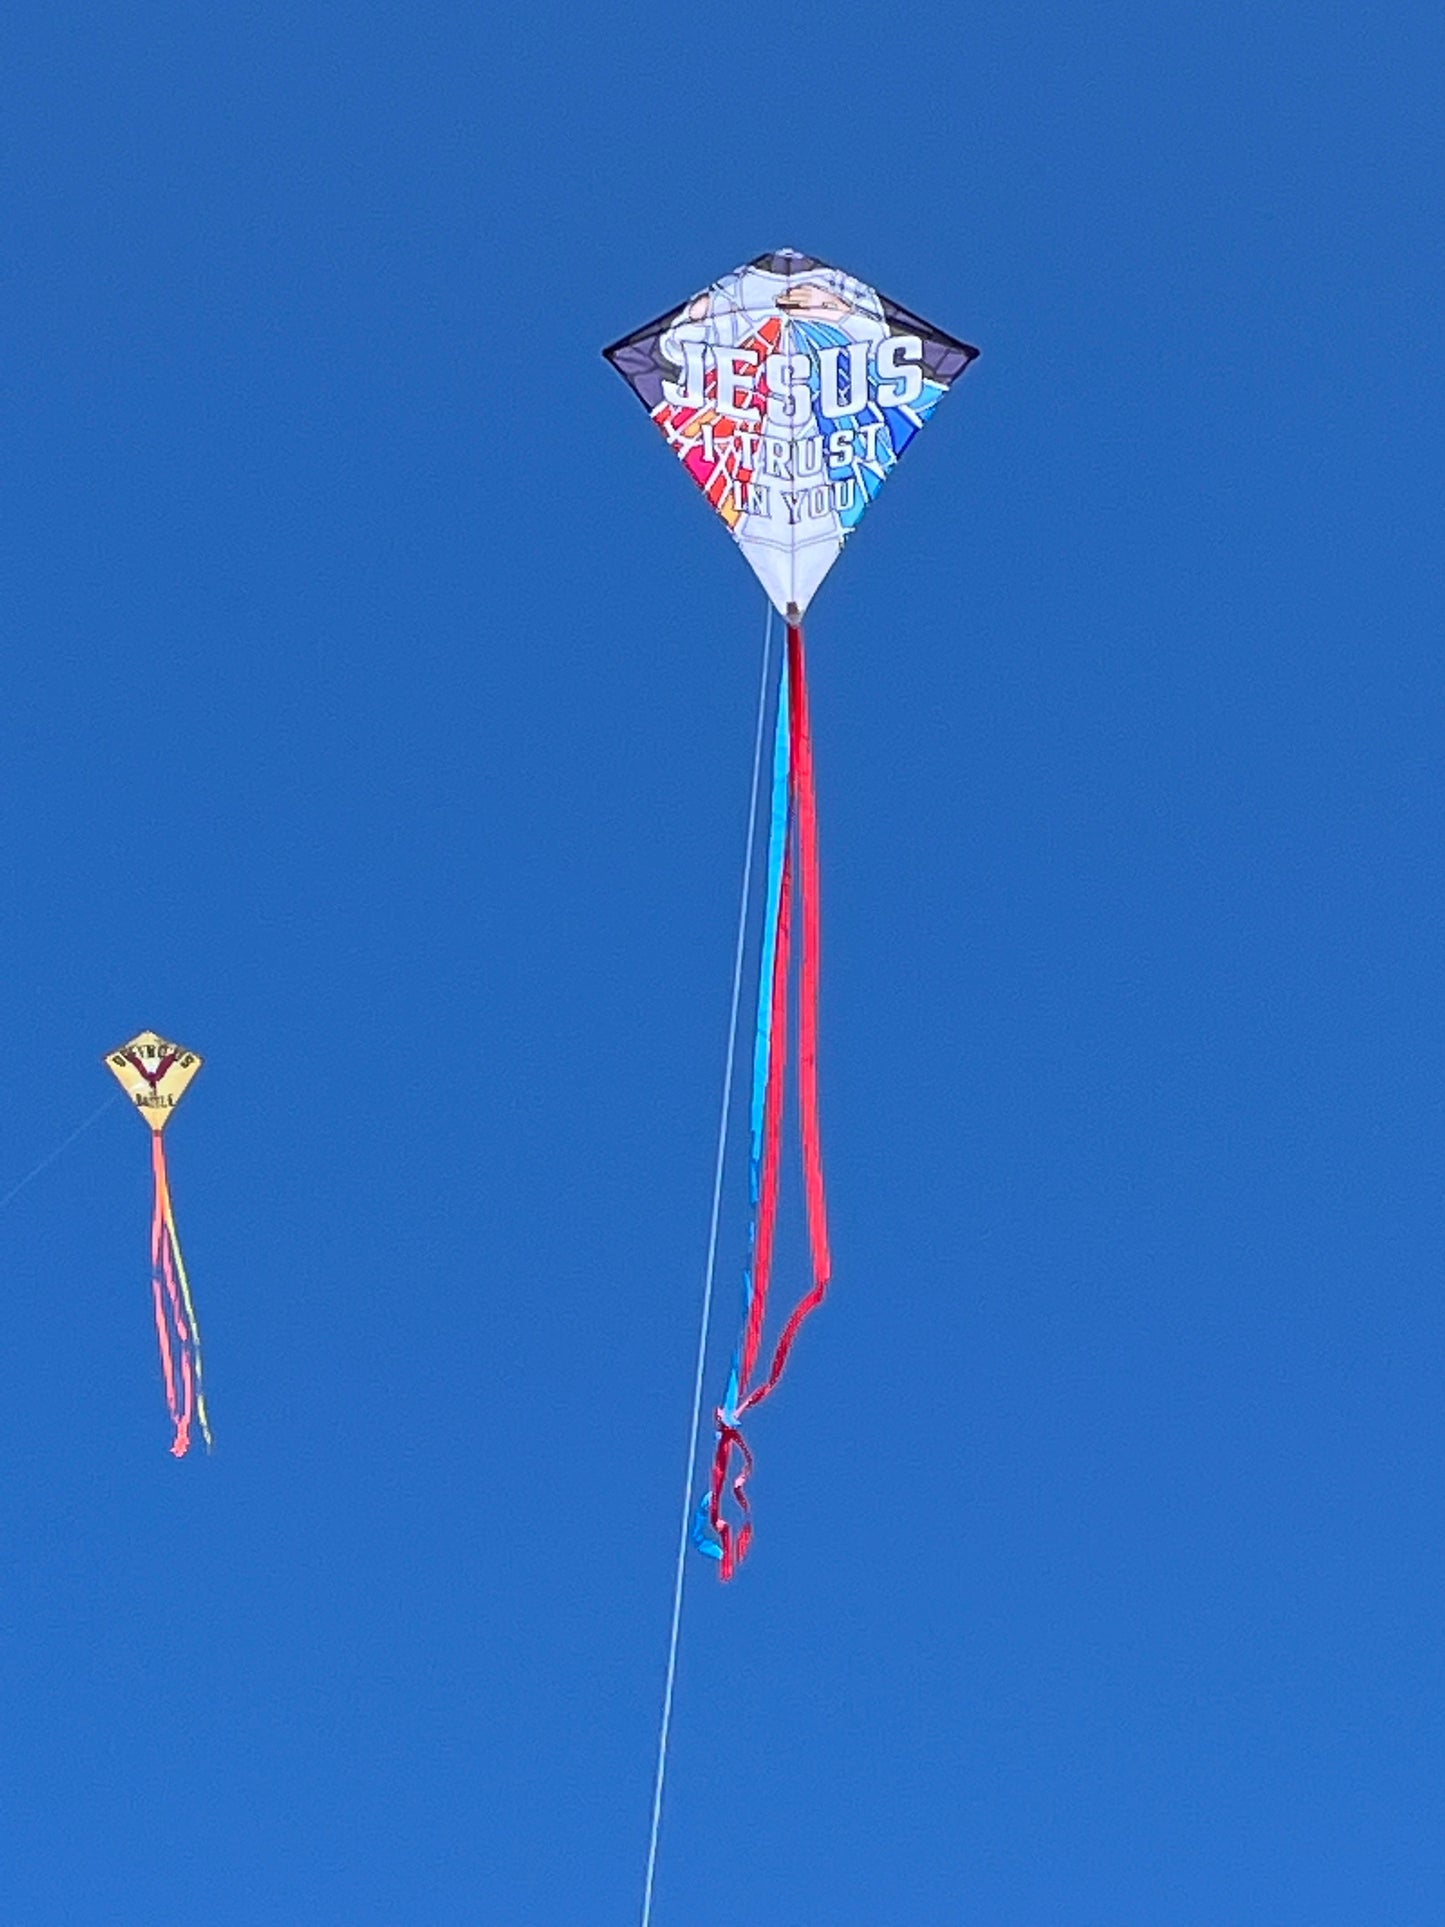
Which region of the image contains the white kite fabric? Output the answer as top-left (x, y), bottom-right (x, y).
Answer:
top-left (604, 249), bottom-right (978, 620)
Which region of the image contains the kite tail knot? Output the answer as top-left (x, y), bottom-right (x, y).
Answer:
top-left (708, 1415), bottom-right (756, 1582)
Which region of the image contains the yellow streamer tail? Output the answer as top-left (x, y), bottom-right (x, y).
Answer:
top-left (150, 1133), bottom-right (212, 1455)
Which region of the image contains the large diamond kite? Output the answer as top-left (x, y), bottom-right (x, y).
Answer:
top-left (604, 248), bottom-right (978, 621)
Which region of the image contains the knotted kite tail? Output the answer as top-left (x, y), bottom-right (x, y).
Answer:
top-left (708, 1418), bottom-right (755, 1582)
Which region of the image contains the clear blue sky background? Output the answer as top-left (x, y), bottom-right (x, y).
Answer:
top-left (2, 3), bottom-right (1442, 1921)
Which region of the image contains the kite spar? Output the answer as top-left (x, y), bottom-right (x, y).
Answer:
top-left (605, 249), bottom-right (976, 1924)
top-left (104, 1030), bottom-right (211, 1457)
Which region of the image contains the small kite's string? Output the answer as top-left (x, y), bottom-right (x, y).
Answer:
top-left (640, 603), bottom-right (775, 1927)
top-left (0, 1094), bottom-right (119, 1214)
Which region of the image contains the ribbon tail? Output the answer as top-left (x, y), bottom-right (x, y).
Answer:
top-left (740, 626), bottom-right (831, 1413)
top-left (150, 1133), bottom-right (210, 1456)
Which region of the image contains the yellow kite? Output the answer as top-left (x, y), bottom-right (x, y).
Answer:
top-left (104, 1032), bottom-right (211, 1456)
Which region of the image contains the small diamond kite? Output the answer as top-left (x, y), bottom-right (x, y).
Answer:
top-left (104, 1031), bottom-right (211, 1456)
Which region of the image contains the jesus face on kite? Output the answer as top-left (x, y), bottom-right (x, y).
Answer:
top-left (606, 251), bottom-right (977, 620)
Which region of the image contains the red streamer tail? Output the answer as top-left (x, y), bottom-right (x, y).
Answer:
top-left (737, 625), bottom-right (832, 1417)
top-left (707, 1422), bottom-right (755, 1581)
top-left (739, 837), bottom-right (793, 1391)
top-left (715, 624), bottom-right (833, 1576)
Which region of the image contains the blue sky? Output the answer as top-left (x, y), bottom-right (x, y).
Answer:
top-left (2, 2), bottom-right (1442, 1920)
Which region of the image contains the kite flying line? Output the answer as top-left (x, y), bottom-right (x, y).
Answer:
top-left (0, 1094), bottom-right (120, 1215)
top-left (639, 604), bottom-right (774, 1927)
